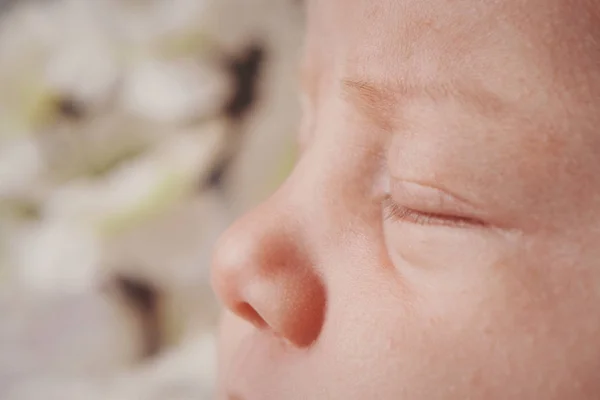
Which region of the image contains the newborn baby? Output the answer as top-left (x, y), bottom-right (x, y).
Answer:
top-left (212, 0), bottom-right (600, 398)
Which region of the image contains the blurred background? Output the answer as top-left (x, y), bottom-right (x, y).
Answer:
top-left (0, 0), bottom-right (304, 398)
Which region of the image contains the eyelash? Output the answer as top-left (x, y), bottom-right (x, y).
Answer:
top-left (382, 196), bottom-right (485, 228)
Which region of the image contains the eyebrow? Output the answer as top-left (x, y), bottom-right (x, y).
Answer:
top-left (341, 78), bottom-right (510, 132)
top-left (341, 78), bottom-right (398, 131)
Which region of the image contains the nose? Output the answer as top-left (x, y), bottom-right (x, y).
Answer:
top-left (211, 195), bottom-right (326, 347)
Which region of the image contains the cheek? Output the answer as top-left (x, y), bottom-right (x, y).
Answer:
top-left (319, 269), bottom-right (577, 399)
top-left (317, 271), bottom-right (499, 399)
top-left (317, 227), bottom-right (600, 398)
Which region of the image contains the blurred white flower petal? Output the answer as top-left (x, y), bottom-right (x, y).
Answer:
top-left (14, 221), bottom-right (102, 294)
top-left (0, 139), bottom-right (43, 197)
top-left (45, 39), bottom-right (119, 108)
top-left (104, 190), bottom-right (230, 290)
top-left (121, 59), bottom-right (229, 124)
top-left (44, 119), bottom-right (227, 227)
top-left (0, 289), bottom-right (140, 381)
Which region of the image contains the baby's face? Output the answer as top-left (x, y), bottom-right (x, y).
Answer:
top-left (212, 1), bottom-right (600, 399)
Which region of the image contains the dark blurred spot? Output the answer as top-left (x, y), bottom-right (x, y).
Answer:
top-left (0, 0), bottom-right (19, 14)
top-left (224, 43), bottom-right (266, 120)
top-left (201, 43), bottom-right (266, 192)
top-left (203, 155), bottom-right (231, 190)
top-left (0, 0), bottom-right (59, 15)
top-left (12, 200), bottom-right (42, 221)
top-left (113, 275), bottom-right (162, 359)
top-left (56, 96), bottom-right (85, 120)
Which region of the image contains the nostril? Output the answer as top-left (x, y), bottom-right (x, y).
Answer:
top-left (211, 209), bottom-right (326, 348)
top-left (235, 301), bottom-right (268, 329)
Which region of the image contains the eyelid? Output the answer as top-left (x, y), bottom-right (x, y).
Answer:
top-left (388, 180), bottom-right (485, 218)
top-left (383, 195), bottom-right (486, 228)
top-left (382, 179), bottom-right (494, 229)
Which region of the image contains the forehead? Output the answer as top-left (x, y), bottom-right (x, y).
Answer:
top-left (308, 0), bottom-right (600, 91)
top-left (305, 0), bottom-right (600, 140)
top-left (304, 0), bottom-right (600, 150)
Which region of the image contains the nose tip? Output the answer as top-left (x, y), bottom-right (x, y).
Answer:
top-left (211, 209), bottom-right (326, 347)
top-left (211, 230), bottom-right (268, 329)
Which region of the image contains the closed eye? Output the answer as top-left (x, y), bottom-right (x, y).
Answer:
top-left (382, 195), bottom-right (487, 228)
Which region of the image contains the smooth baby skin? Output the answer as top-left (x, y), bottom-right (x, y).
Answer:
top-left (213, 1), bottom-right (600, 399)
